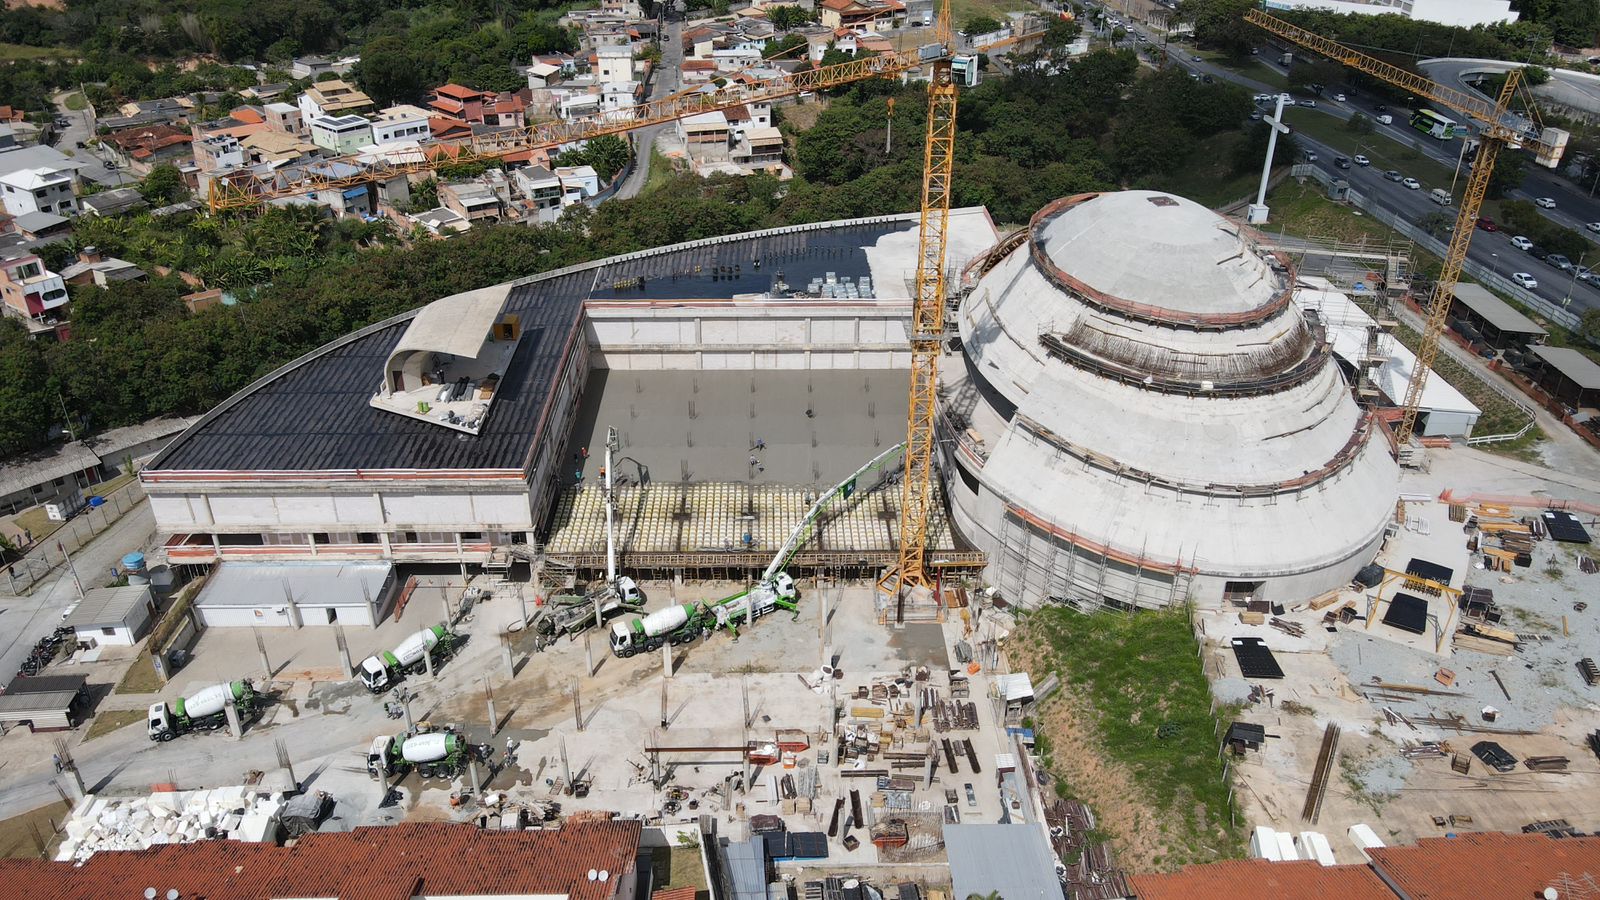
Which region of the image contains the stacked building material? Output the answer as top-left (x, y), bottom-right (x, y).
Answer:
top-left (56, 787), bottom-right (286, 861)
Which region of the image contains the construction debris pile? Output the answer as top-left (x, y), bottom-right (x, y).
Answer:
top-left (58, 786), bottom-right (289, 861)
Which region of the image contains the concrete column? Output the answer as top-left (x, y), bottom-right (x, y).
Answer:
top-left (335, 627), bottom-right (353, 680)
top-left (500, 634), bottom-right (515, 678)
top-left (584, 630), bottom-right (595, 677)
top-left (662, 639), bottom-right (673, 679)
top-left (441, 592), bottom-right (454, 627)
top-left (560, 736), bottom-right (572, 794)
top-left (224, 696), bottom-right (243, 740)
top-left (253, 628), bottom-right (271, 680)
top-left (423, 638), bottom-right (436, 679)
top-left (466, 756), bottom-right (481, 796)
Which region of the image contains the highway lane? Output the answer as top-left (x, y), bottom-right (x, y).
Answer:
top-left (1290, 129), bottom-right (1600, 317)
top-left (1129, 26), bottom-right (1600, 244)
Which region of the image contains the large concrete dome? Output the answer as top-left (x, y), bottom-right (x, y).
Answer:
top-left (942, 191), bottom-right (1399, 610)
top-left (1034, 190), bottom-right (1282, 318)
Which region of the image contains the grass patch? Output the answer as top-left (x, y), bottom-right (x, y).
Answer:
top-left (1211, 57), bottom-right (1291, 92)
top-left (0, 43), bottom-right (73, 61)
top-left (84, 708), bottom-right (145, 741)
top-left (63, 92), bottom-right (86, 111)
top-left (0, 803), bottom-right (70, 859)
top-left (1391, 322), bottom-right (1536, 439)
top-left (9, 505), bottom-right (64, 545)
top-left (949, 0), bottom-right (1031, 29)
top-left (1265, 180), bottom-right (1399, 245)
top-left (650, 845), bottom-right (708, 899)
top-left (1020, 606), bottom-right (1243, 868)
top-left (1145, 131), bottom-right (1261, 209)
top-left (641, 147), bottom-right (679, 196)
top-left (114, 648), bottom-right (165, 695)
top-left (1281, 109), bottom-right (1458, 189)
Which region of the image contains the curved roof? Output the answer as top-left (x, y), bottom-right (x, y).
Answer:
top-left (1033, 191), bottom-right (1283, 319)
top-left (391, 284), bottom-right (509, 360)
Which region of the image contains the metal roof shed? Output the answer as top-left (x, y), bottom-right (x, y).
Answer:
top-left (193, 561), bottom-right (394, 628)
top-left (63, 584), bottom-right (155, 646)
top-left (944, 823), bottom-right (1061, 900)
top-left (0, 674), bottom-right (88, 731)
top-left (1448, 283), bottom-right (1546, 349)
top-left (1529, 345), bottom-right (1600, 409)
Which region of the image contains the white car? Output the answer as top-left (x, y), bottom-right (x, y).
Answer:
top-left (1535, 197), bottom-right (1556, 208)
top-left (1353, 154), bottom-right (1370, 166)
top-left (1254, 93), bottom-right (1273, 102)
top-left (1401, 177), bottom-right (1421, 190)
top-left (1587, 222), bottom-right (1600, 234)
top-left (1512, 272), bottom-right (1538, 289)
top-left (1278, 92), bottom-right (1292, 104)
top-left (1333, 93), bottom-right (1347, 101)
top-left (1300, 98), bottom-right (1316, 107)
top-left (1510, 235), bottom-right (1533, 250)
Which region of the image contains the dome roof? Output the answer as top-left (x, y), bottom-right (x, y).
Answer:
top-left (1033, 191), bottom-right (1284, 319)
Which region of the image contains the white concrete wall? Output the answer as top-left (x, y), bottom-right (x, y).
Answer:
top-left (150, 488), bottom-right (535, 533)
top-left (585, 302), bottom-right (912, 371)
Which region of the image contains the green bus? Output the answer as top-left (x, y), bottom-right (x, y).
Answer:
top-left (1410, 109), bottom-right (1461, 140)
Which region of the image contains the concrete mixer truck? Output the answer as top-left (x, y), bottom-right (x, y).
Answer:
top-left (608, 603), bottom-right (708, 657)
top-left (357, 626), bottom-right (456, 693)
top-left (366, 729), bottom-right (480, 780)
top-left (148, 680), bottom-right (258, 741)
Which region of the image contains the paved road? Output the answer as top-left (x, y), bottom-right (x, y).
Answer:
top-left (0, 502), bottom-right (154, 694)
top-left (1419, 57), bottom-right (1600, 121)
top-left (616, 12), bottom-right (684, 200)
top-left (48, 91), bottom-right (136, 189)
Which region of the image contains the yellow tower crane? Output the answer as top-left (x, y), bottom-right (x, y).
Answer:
top-left (881, 0), bottom-right (959, 603)
top-left (1245, 9), bottom-right (1568, 445)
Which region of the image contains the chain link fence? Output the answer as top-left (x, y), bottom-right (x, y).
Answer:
top-left (3, 478), bottom-right (148, 595)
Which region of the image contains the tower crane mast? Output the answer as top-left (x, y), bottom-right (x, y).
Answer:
top-left (1244, 9), bottom-right (1567, 446)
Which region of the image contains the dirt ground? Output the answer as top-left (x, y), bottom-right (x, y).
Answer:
top-left (0, 800), bottom-right (70, 859)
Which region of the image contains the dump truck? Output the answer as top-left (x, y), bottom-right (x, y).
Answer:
top-left (366, 730), bottom-right (480, 780)
top-left (357, 626), bottom-right (455, 693)
top-left (148, 680), bottom-right (257, 741)
top-left (609, 602), bottom-right (708, 657)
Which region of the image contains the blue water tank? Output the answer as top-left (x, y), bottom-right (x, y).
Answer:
top-left (121, 552), bottom-right (146, 572)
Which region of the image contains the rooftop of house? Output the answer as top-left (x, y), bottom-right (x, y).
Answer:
top-left (0, 165), bottom-right (72, 189)
top-left (0, 144), bottom-right (84, 178)
top-left (80, 187), bottom-right (147, 216)
top-left (310, 114), bottom-right (374, 131)
top-left (375, 104), bottom-right (432, 123)
top-left (0, 821), bottom-right (643, 900)
top-left (107, 124), bottom-right (193, 157)
top-left (434, 83), bottom-right (490, 101)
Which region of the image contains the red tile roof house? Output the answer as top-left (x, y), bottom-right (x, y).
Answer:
top-left (106, 124), bottom-right (194, 176)
top-left (0, 819), bottom-right (643, 900)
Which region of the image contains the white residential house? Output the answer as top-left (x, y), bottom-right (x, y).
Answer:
top-left (264, 102), bottom-right (305, 136)
top-left (602, 82), bottom-right (641, 112)
top-left (0, 166), bottom-right (77, 217)
top-left (513, 165), bottom-right (565, 223)
top-left (309, 114), bottom-right (376, 155)
top-left (559, 89), bottom-right (603, 120)
top-left (528, 62), bottom-right (563, 88)
top-left (596, 44), bottom-right (636, 84)
top-left (555, 164), bottom-right (600, 201)
top-left (63, 585), bottom-right (155, 647)
top-left (712, 47), bottom-right (764, 71)
top-left (370, 105), bottom-right (432, 145)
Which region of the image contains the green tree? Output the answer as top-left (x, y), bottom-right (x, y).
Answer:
top-left (1040, 16), bottom-right (1082, 51)
top-left (1580, 308), bottom-right (1600, 345)
top-left (963, 15), bottom-right (1003, 35)
top-left (0, 321), bottom-right (55, 457)
top-left (1178, 0), bottom-right (1258, 58)
top-left (353, 35), bottom-right (427, 107)
top-left (1485, 148), bottom-right (1527, 201)
top-left (1344, 112), bottom-right (1374, 135)
top-left (137, 164), bottom-right (186, 204)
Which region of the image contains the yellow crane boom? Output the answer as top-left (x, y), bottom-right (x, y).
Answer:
top-left (1245, 9), bottom-right (1566, 445)
top-left (207, 46), bottom-right (942, 213)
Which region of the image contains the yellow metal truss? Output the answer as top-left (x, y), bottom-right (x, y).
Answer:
top-left (1245, 9), bottom-right (1563, 445)
top-left (883, 59), bottom-right (958, 598)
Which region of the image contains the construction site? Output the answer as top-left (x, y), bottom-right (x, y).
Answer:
top-left (6, 7), bottom-right (1600, 900)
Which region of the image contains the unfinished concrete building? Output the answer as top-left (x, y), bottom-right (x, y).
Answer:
top-left (942, 191), bottom-right (1399, 609)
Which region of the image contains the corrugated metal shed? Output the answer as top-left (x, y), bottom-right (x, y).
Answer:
top-left (1531, 345), bottom-right (1600, 391)
top-left (944, 823), bottom-right (1061, 899)
top-left (0, 674), bottom-right (86, 730)
top-left (63, 584), bottom-right (153, 629)
top-left (721, 837), bottom-right (770, 900)
top-left (1448, 283), bottom-right (1546, 338)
